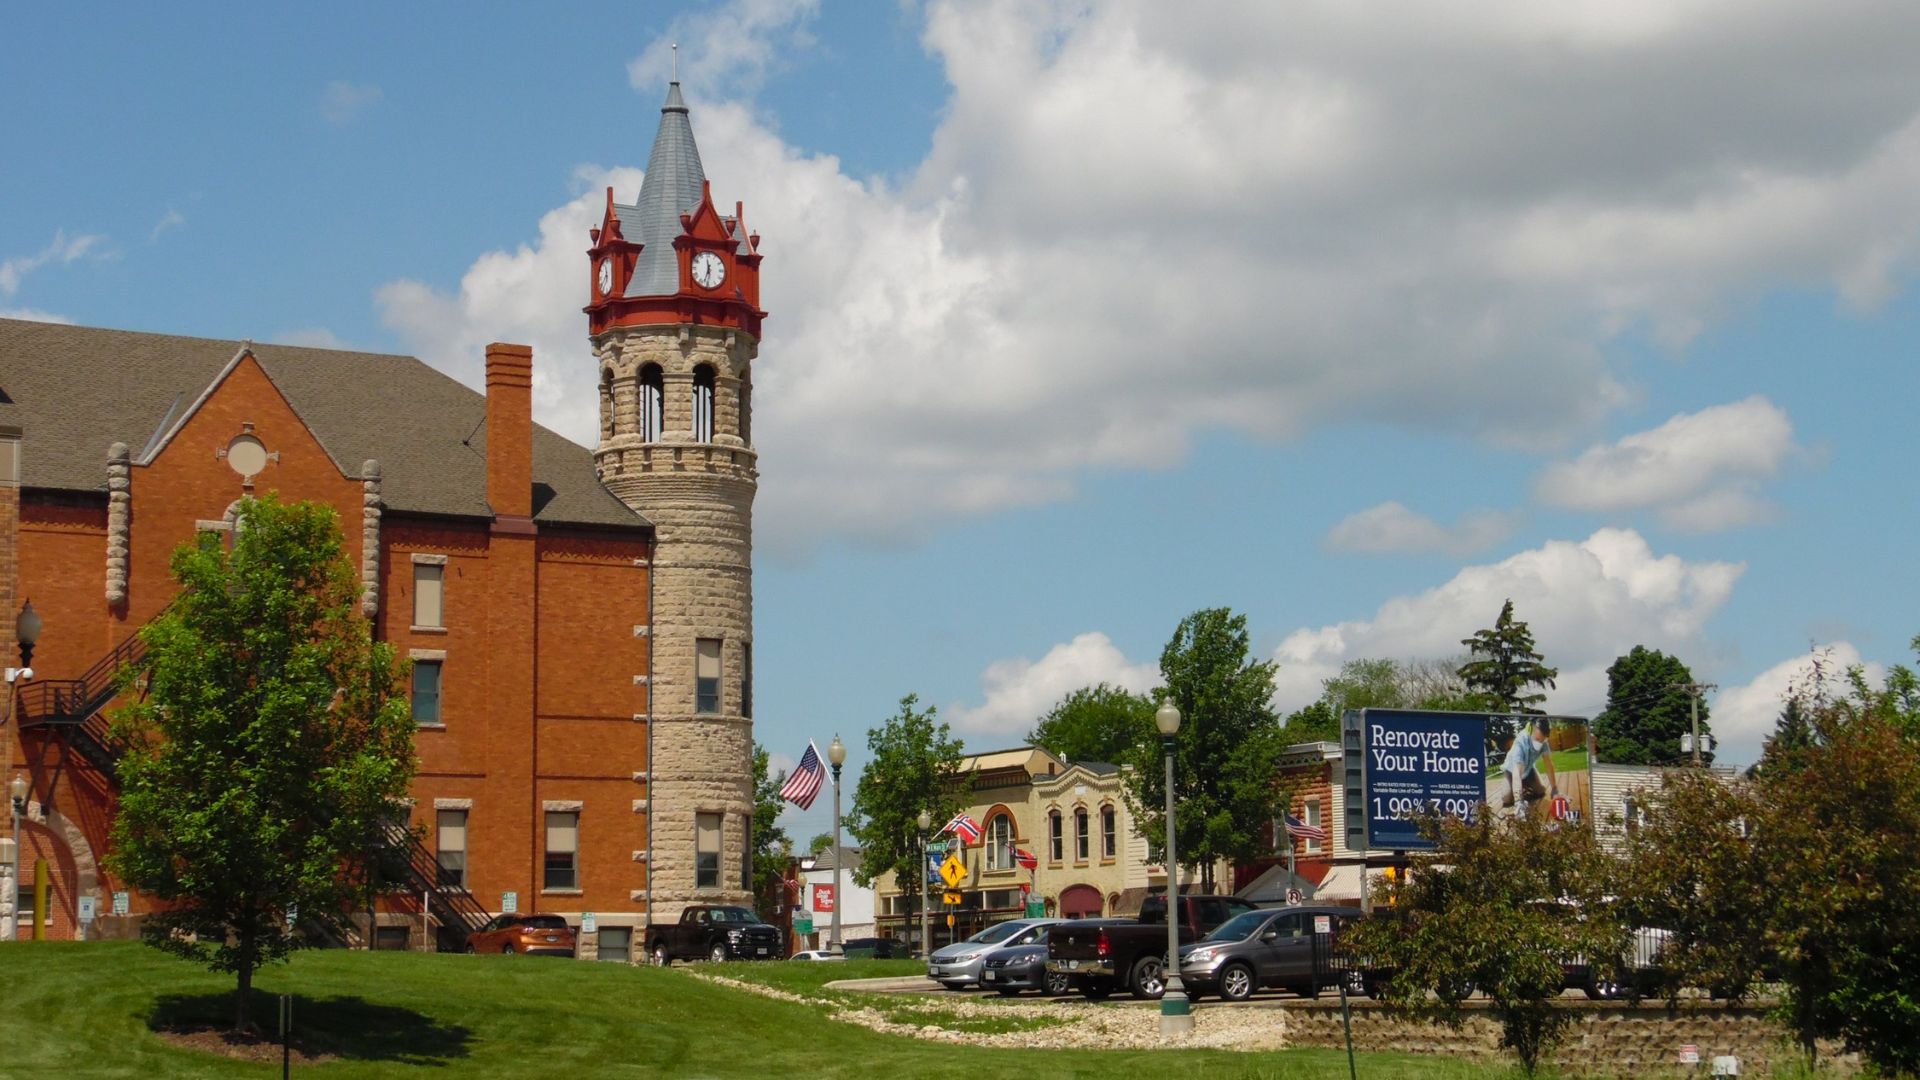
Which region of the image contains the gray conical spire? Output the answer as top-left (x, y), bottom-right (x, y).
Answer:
top-left (624, 81), bottom-right (706, 297)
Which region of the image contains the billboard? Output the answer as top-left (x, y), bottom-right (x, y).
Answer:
top-left (1354, 709), bottom-right (1591, 850)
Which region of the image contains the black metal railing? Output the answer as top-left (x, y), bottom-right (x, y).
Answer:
top-left (382, 821), bottom-right (489, 951)
top-left (14, 626), bottom-right (150, 778)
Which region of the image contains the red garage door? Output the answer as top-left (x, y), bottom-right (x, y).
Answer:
top-left (1059, 884), bottom-right (1103, 919)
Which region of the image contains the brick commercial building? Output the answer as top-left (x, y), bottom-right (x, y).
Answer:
top-left (0, 78), bottom-right (762, 957)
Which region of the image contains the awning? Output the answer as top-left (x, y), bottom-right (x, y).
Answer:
top-left (1238, 860), bottom-right (1365, 904)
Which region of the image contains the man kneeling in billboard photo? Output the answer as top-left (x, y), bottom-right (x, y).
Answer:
top-left (1499, 716), bottom-right (1559, 817)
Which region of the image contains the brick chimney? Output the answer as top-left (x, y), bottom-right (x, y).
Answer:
top-left (484, 343), bottom-right (534, 522)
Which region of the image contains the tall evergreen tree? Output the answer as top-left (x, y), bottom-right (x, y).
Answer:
top-left (107, 495), bottom-right (415, 1033)
top-left (1124, 608), bottom-right (1285, 893)
top-left (1458, 600), bottom-right (1558, 757)
top-left (1592, 646), bottom-right (1710, 765)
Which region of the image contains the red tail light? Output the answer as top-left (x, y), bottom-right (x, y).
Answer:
top-left (1096, 930), bottom-right (1111, 957)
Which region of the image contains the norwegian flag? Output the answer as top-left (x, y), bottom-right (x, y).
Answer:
top-left (1284, 813), bottom-right (1329, 843)
top-left (944, 812), bottom-right (983, 845)
top-left (779, 742), bottom-right (826, 810)
top-left (1013, 847), bottom-right (1039, 870)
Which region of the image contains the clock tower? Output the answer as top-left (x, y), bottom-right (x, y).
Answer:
top-left (586, 78), bottom-right (765, 919)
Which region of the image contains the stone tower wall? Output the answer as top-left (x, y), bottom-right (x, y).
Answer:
top-left (593, 324), bottom-right (757, 919)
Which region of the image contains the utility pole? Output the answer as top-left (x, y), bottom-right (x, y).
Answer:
top-left (1675, 682), bottom-right (1717, 766)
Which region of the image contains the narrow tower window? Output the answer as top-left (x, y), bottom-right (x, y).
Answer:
top-left (695, 638), bottom-right (722, 714)
top-left (436, 809), bottom-right (467, 887)
top-left (599, 368), bottom-right (615, 441)
top-left (638, 363), bottom-right (664, 443)
top-left (692, 364), bottom-right (716, 442)
top-left (696, 812), bottom-right (722, 888)
top-left (739, 375), bottom-right (751, 444)
top-left (544, 811), bottom-right (579, 890)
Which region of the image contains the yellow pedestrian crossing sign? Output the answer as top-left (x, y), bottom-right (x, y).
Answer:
top-left (939, 853), bottom-right (967, 888)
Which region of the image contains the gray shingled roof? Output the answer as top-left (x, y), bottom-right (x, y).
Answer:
top-left (620, 81), bottom-right (706, 299)
top-left (0, 318), bottom-right (647, 531)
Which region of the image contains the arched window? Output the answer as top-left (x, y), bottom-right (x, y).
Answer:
top-left (1074, 808), bottom-right (1090, 862)
top-left (638, 363), bottom-right (664, 443)
top-left (984, 813), bottom-right (1014, 871)
top-left (1100, 803), bottom-right (1117, 860)
top-left (692, 363), bottom-right (716, 442)
top-left (738, 374), bottom-right (751, 444)
top-left (599, 368), bottom-right (615, 441)
top-left (1048, 809), bottom-right (1063, 863)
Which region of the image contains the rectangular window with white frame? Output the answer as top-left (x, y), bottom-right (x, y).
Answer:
top-left (696, 811), bottom-right (722, 888)
top-left (436, 809), bottom-right (467, 887)
top-left (1074, 809), bottom-right (1089, 862)
top-left (1303, 798), bottom-right (1323, 854)
top-left (412, 559), bottom-right (445, 629)
top-left (412, 660), bottom-right (442, 725)
top-left (1100, 805), bottom-right (1117, 860)
top-left (544, 811), bottom-right (578, 890)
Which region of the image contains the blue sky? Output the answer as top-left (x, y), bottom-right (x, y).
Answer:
top-left (6, 1), bottom-right (1916, 843)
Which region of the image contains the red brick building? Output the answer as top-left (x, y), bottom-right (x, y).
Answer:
top-left (0, 78), bottom-right (763, 958)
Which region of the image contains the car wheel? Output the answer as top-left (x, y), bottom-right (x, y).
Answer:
top-left (1129, 955), bottom-right (1168, 1000)
top-left (1437, 978), bottom-right (1475, 1002)
top-left (463, 943), bottom-right (476, 955)
top-left (1584, 977), bottom-right (1626, 1001)
top-left (1362, 975), bottom-right (1386, 1000)
top-left (503, 943), bottom-right (516, 955)
top-left (650, 942), bottom-right (671, 967)
top-left (1043, 970), bottom-right (1072, 997)
top-left (710, 943), bottom-right (729, 964)
top-left (1220, 963), bottom-right (1256, 1002)
top-left (1080, 980), bottom-right (1114, 1001)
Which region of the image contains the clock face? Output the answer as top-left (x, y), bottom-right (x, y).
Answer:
top-left (597, 258), bottom-right (614, 295)
top-left (691, 251), bottom-right (726, 289)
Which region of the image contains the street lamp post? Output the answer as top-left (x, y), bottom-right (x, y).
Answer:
top-left (1155, 702), bottom-right (1193, 1035)
top-left (916, 809), bottom-right (932, 957)
top-left (826, 735), bottom-right (846, 951)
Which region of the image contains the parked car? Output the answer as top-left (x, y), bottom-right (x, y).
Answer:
top-left (1047, 893), bottom-right (1257, 1000)
top-left (842, 937), bottom-right (907, 959)
top-left (647, 905), bottom-right (785, 965)
top-left (465, 913), bottom-right (578, 957)
top-left (1178, 905), bottom-right (1362, 1001)
top-left (789, 949), bottom-right (846, 962)
top-left (980, 926), bottom-right (1071, 996)
top-left (928, 919), bottom-right (1062, 990)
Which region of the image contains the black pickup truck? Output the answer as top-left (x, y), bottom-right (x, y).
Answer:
top-left (1047, 893), bottom-right (1257, 999)
top-left (647, 905), bottom-right (785, 965)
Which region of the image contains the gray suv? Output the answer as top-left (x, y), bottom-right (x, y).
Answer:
top-left (927, 919), bottom-right (1062, 990)
top-left (1177, 905), bottom-right (1360, 1001)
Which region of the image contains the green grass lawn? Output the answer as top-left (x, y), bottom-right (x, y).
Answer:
top-left (0, 941), bottom-right (1505, 1079)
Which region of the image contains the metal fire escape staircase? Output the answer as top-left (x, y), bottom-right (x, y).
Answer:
top-left (12, 621), bottom-right (488, 950)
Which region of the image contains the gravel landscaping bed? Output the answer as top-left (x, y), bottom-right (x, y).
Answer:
top-left (689, 971), bottom-right (1288, 1051)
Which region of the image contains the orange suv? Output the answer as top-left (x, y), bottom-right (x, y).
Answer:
top-left (465, 913), bottom-right (578, 957)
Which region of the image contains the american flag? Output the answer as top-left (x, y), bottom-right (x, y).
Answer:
top-left (779, 742), bottom-right (826, 810)
top-left (1284, 812), bottom-right (1328, 843)
top-left (944, 812), bottom-right (983, 845)
top-left (1013, 847), bottom-right (1039, 870)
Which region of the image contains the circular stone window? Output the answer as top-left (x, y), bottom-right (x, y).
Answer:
top-left (225, 434), bottom-right (269, 478)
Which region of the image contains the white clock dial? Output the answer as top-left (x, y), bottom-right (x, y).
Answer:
top-left (691, 251), bottom-right (726, 289)
top-left (597, 258), bottom-right (614, 295)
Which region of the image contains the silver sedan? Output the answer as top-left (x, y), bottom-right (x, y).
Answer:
top-left (927, 918), bottom-right (1063, 989)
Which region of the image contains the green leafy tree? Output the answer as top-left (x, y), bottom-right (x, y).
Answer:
top-left (1593, 646), bottom-right (1711, 765)
top-left (1124, 608), bottom-right (1285, 892)
top-left (807, 832), bottom-right (835, 857)
top-left (749, 745), bottom-right (791, 917)
top-left (1343, 811), bottom-right (1625, 1077)
top-left (1750, 680), bottom-right (1920, 1073)
top-left (1028, 683), bottom-right (1154, 764)
top-left (1458, 600), bottom-right (1559, 715)
top-left (1281, 657), bottom-right (1476, 745)
top-left (1617, 770), bottom-right (1767, 1003)
top-left (106, 495), bottom-right (415, 1033)
top-left (846, 694), bottom-right (964, 920)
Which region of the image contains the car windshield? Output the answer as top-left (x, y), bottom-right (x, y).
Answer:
top-left (967, 921), bottom-right (1028, 945)
top-left (708, 907), bottom-right (761, 924)
top-left (1205, 910), bottom-right (1271, 943)
top-left (521, 915), bottom-right (568, 929)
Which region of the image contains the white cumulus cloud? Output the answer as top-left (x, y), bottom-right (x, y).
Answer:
top-left (1271, 528), bottom-right (1743, 715)
top-left (0, 231), bottom-right (106, 296)
top-left (1325, 502), bottom-right (1520, 557)
top-left (1712, 643), bottom-right (1881, 767)
top-left (946, 632), bottom-right (1161, 740)
top-left (1535, 396), bottom-right (1799, 530)
top-left (378, 0), bottom-right (1920, 551)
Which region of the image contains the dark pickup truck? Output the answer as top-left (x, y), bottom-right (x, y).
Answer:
top-left (1047, 893), bottom-right (1258, 999)
top-left (647, 905), bottom-right (785, 965)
